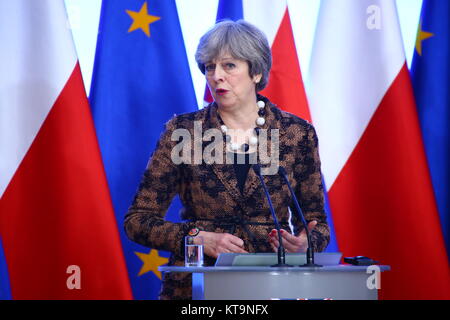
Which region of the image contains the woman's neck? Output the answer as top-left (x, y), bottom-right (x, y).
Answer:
top-left (218, 101), bottom-right (258, 131)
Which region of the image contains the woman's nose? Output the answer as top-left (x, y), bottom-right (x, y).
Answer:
top-left (212, 66), bottom-right (225, 82)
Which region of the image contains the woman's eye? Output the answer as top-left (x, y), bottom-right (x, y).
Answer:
top-left (225, 63), bottom-right (235, 69)
top-left (205, 64), bottom-right (215, 72)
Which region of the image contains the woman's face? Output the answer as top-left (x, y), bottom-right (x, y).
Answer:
top-left (205, 54), bottom-right (261, 110)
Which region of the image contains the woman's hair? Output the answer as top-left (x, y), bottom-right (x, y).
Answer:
top-left (195, 20), bottom-right (272, 92)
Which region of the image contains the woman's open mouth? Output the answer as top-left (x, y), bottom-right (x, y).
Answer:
top-left (215, 88), bottom-right (229, 96)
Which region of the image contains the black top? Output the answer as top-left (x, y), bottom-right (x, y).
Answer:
top-left (230, 152), bottom-right (256, 194)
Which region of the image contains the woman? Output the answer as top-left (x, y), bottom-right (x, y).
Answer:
top-left (124, 20), bottom-right (330, 300)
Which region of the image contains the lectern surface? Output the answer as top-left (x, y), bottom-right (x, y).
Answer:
top-left (158, 253), bottom-right (389, 300)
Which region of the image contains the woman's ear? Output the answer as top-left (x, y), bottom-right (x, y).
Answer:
top-left (253, 74), bottom-right (262, 84)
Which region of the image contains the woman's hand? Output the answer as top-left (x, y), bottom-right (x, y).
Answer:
top-left (268, 221), bottom-right (317, 253)
top-left (197, 231), bottom-right (248, 258)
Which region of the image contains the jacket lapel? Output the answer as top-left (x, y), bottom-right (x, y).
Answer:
top-left (244, 99), bottom-right (277, 199)
top-left (206, 104), bottom-right (243, 202)
top-left (205, 99), bottom-right (279, 203)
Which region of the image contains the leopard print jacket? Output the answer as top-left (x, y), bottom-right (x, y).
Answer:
top-left (124, 96), bottom-right (330, 299)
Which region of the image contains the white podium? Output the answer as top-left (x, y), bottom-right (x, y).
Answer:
top-left (159, 253), bottom-right (390, 300)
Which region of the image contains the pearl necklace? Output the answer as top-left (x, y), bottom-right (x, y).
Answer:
top-left (219, 100), bottom-right (266, 153)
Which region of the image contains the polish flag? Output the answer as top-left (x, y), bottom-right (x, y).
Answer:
top-left (248, 1), bottom-right (311, 122)
top-left (0, 1), bottom-right (132, 299)
top-left (308, 0), bottom-right (450, 299)
top-left (204, 0), bottom-right (311, 122)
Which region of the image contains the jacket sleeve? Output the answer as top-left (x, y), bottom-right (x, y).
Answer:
top-left (124, 117), bottom-right (193, 257)
top-left (293, 123), bottom-right (330, 252)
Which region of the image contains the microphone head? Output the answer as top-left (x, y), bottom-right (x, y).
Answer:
top-left (278, 166), bottom-right (287, 176)
top-left (253, 164), bottom-right (262, 175)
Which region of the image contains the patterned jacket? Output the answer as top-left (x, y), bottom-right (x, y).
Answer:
top-left (124, 96), bottom-right (330, 299)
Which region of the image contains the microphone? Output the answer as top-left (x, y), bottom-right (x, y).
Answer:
top-left (278, 166), bottom-right (322, 267)
top-left (253, 164), bottom-right (292, 267)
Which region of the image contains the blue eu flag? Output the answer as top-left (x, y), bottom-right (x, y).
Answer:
top-left (216, 0), bottom-right (243, 21)
top-left (411, 0), bottom-right (450, 258)
top-left (0, 237), bottom-right (11, 300)
top-left (89, 0), bottom-right (197, 299)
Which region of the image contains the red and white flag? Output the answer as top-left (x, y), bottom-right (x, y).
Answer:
top-left (204, 0), bottom-right (311, 122)
top-left (308, 0), bottom-right (450, 299)
top-left (0, 1), bottom-right (132, 299)
top-left (245, 0), bottom-right (311, 121)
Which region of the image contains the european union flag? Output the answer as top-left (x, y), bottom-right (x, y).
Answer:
top-left (411, 0), bottom-right (450, 258)
top-left (0, 237), bottom-right (11, 300)
top-left (216, 0), bottom-right (243, 21)
top-left (89, 0), bottom-right (197, 299)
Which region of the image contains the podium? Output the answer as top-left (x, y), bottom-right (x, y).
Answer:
top-left (159, 253), bottom-right (390, 300)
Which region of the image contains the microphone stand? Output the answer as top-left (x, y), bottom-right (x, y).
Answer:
top-left (278, 166), bottom-right (322, 267)
top-left (253, 164), bottom-right (292, 268)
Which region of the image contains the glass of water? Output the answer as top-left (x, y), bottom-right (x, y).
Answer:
top-left (185, 236), bottom-right (204, 267)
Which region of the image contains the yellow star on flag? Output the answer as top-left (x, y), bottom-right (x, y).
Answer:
top-left (126, 2), bottom-right (161, 37)
top-left (135, 249), bottom-right (168, 279)
top-left (415, 20), bottom-right (434, 56)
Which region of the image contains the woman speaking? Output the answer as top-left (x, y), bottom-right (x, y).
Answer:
top-left (124, 20), bottom-right (330, 300)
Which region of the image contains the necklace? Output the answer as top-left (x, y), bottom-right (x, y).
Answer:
top-left (219, 100), bottom-right (266, 153)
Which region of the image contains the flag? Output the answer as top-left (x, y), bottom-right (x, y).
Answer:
top-left (257, 2), bottom-right (310, 121)
top-left (0, 0), bottom-right (132, 299)
top-left (242, 0), bottom-right (338, 251)
top-left (309, 0), bottom-right (450, 299)
top-left (0, 237), bottom-right (11, 300)
top-left (203, 0), bottom-right (243, 104)
top-left (411, 0), bottom-right (450, 258)
top-left (89, 0), bottom-right (197, 299)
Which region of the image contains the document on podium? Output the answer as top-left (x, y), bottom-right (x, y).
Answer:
top-left (215, 252), bottom-right (342, 267)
